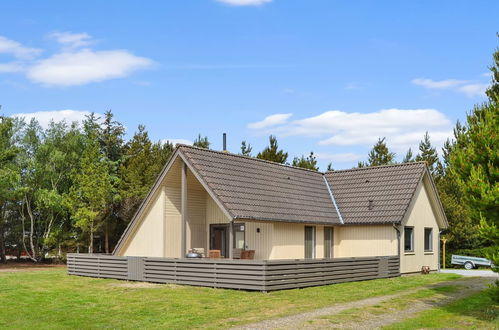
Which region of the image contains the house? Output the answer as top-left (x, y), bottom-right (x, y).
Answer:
top-left (112, 144), bottom-right (448, 274)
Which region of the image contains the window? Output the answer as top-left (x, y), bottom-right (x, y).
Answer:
top-left (424, 228), bottom-right (433, 252)
top-left (404, 227), bottom-right (414, 252)
top-left (304, 226), bottom-right (316, 258)
top-left (324, 227), bottom-right (333, 258)
top-left (233, 223), bottom-right (245, 249)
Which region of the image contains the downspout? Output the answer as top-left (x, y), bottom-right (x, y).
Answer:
top-left (393, 223), bottom-right (401, 272)
top-left (392, 223), bottom-right (400, 256)
top-left (438, 230), bottom-right (443, 272)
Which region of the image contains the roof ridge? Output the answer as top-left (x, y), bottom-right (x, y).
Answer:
top-left (176, 144), bottom-right (325, 175)
top-left (325, 161), bottom-right (427, 174)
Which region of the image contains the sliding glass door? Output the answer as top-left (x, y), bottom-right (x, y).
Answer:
top-left (304, 226), bottom-right (316, 258)
top-left (324, 227), bottom-right (333, 258)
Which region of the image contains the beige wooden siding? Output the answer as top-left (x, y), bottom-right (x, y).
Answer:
top-left (270, 222), bottom-right (306, 259)
top-left (186, 168), bottom-right (207, 252)
top-left (245, 221), bottom-right (273, 259)
top-left (163, 160), bottom-right (182, 258)
top-left (400, 175), bottom-right (440, 273)
top-left (119, 187), bottom-right (166, 257)
top-left (334, 225), bottom-right (397, 258)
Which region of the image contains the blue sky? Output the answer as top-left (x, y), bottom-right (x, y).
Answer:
top-left (1, 0), bottom-right (497, 169)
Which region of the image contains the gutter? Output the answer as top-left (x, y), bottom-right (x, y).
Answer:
top-left (323, 176), bottom-right (344, 224)
top-left (438, 230), bottom-right (443, 272)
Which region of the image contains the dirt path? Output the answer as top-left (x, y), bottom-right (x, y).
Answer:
top-left (235, 277), bottom-right (494, 330)
top-left (0, 263), bottom-right (65, 273)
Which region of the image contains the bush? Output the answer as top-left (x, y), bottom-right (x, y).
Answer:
top-left (444, 246), bottom-right (497, 268)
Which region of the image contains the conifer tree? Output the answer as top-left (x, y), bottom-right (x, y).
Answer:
top-left (415, 131), bottom-right (440, 175)
top-left (193, 134), bottom-right (210, 149)
top-left (326, 162), bottom-right (334, 171)
top-left (402, 148), bottom-right (414, 163)
top-left (0, 116), bottom-right (20, 262)
top-left (366, 137), bottom-right (395, 166)
top-left (256, 135), bottom-right (288, 164)
top-left (240, 141), bottom-right (252, 156)
top-left (292, 152), bottom-right (318, 171)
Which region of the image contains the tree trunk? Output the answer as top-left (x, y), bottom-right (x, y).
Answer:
top-left (0, 221), bottom-right (6, 263)
top-left (25, 196), bottom-right (38, 261)
top-left (88, 222), bottom-right (94, 254)
top-left (20, 200), bottom-right (37, 262)
top-left (104, 223), bottom-right (109, 254)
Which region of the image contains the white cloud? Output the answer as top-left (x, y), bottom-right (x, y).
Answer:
top-left (161, 138), bottom-right (192, 146)
top-left (0, 33), bottom-right (154, 87)
top-left (0, 35), bottom-right (41, 59)
top-left (216, 0), bottom-right (272, 6)
top-left (412, 77), bottom-right (488, 97)
top-left (456, 83), bottom-right (489, 97)
top-left (11, 109), bottom-right (95, 128)
top-left (27, 49), bottom-right (154, 86)
top-left (411, 78), bottom-right (467, 89)
top-left (0, 62), bottom-right (24, 73)
top-left (248, 113), bottom-right (292, 129)
top-left (48, 32), bottom-right (93, 50)
top-left (249, 108), bottom-right (453, 153)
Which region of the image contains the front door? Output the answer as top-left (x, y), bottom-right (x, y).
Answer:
top-left (210, 224), bottom-right (229, 257)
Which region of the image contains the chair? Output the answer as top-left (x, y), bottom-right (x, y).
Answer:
top-left (232, 248), bottom-right (242, 259)
top-left (240, 250), bottom-right (255, 260)
top-left (208, 250), bottom-right (221, 258)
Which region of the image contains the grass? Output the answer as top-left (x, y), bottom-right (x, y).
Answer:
top-left (0, 269), bottom-right (461, 329)
top-left (384, 288), bottom-right (499, 329)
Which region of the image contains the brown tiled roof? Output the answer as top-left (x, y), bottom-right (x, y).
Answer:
top-left (180, 145), bottom-right (342, 224)
top-left (179, 145), bottom-right (428, 225)
top-left (324, 162), bottom-right (427, 224)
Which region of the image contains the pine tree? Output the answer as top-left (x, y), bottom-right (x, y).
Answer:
top-left (415, 132), bottom-right (440, 175)
top-left (366, 137), bottom-right (395, 166)
top-left (292, 152), bottom-right (318, 171)
top-left (402, 148), bottom-right (414, 163)
top-left (326, 162), bottom-right (334, 171)
top-left (240, 141), bottom-right (252, 156)
top-left (98, 110), bottom-right (125, 253)
top-left (0, 116), bottom-right (21, 262)
top-left (256, 135), bottom-right (288, 164)
top-left (193, 134), bottom-right (210, 149)
top-left (119, 125), bottom-right (154, 223)
top-left (69, 117), bottom-right (113, 253)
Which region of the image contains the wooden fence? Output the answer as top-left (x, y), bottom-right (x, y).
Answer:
top-left (67, 254), bottom-right (399, 291)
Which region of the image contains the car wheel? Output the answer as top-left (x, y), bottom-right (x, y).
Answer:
top-left (464, 262), bottom-right (474, 270)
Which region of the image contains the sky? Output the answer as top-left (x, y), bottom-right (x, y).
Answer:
top-left (1, 0), bottom-right (497, 170)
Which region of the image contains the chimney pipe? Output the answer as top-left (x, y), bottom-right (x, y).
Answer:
top-left (223, 133), bottom-right (227, 152)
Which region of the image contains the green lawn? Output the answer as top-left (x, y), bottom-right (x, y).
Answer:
top-left (0, 269), bottom-right (461, 329)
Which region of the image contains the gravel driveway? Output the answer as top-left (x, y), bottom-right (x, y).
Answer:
top-left (439, 269), bottom-right (498, 277)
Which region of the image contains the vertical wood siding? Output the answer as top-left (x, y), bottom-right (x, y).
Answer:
top-left (270, 222), bottom-right (305, 259)
top-left (400, 176), bottom-right (440, 273)
top-left (245, 221), bottom-right (273, 259)
top-left (186, 168), bottom-right (207, 252)
top-left (119, 187), bottom-right (166, 257)
top-left (164, 160), bottom-right (182, 258)
top-left (334, 225), bottom-right (398, 258)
